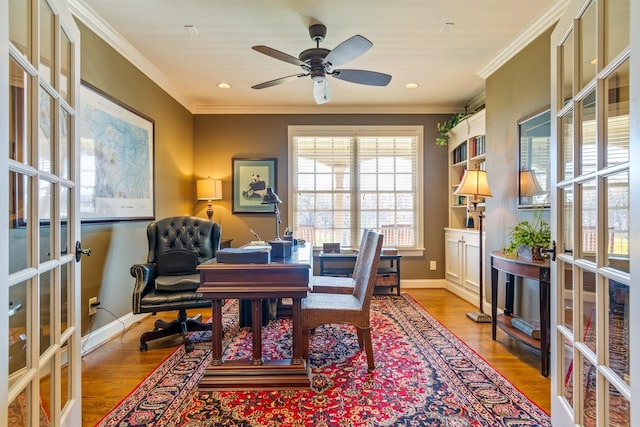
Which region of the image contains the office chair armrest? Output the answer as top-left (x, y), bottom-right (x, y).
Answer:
top-left (130, 263), bottom-right (157, 313)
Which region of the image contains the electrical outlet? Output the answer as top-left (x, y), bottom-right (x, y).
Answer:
top-left (430, 261), bottom-right (437, 271)
top-left (88, 297), bottom-right (98, 316)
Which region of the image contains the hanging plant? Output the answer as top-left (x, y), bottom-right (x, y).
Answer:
top-left (435, 113), bottom-right (467, 146)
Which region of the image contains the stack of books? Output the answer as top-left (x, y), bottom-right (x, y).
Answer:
top-left (511, 317), bottom-right (541, 340)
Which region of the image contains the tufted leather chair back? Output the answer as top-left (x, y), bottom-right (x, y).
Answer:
top-left (146, 216), bottom-right (221, 264)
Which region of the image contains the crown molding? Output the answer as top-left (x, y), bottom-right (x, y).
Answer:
top-left (477, 0), bottom-right (571, 79)
top-left (191, 104), bottom-right (466, 115)
top-left (67, 0), bottom-right (193, 110)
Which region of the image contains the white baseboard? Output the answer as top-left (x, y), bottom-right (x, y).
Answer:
top-left (400, 278), bottom-right (447, 289)
top-left (81, 312), bottom-right (149, 356)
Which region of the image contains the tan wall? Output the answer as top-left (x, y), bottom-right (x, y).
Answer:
top-left (77, 20), bottom-right (194, 333)
top-left (193, 114), bottom-right (450, 281)
top-left (485, 27), bottom-right (554, 318)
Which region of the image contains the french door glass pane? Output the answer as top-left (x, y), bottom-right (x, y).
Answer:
top-left (9, 172), bottom-right (30, 273)
top-left (561, 31), bottom-right (574, 106)
top-left (60, 186), bottom-right (70, 256)
top-left (562, 186), bottom-right (574, 255)
top-left (606, 171), bottom-right (629, 272)
top-left (606, 0), bottom-right (630, 64)
top-left (39, 180), bottom-right (53, 263)
top-left (38, 0), bottom-right (54, 85)
top-left (581, 269), bottom-right (597, 353)
top-left (9, 280), bottom-right (29, 377)
top-left (561, 110), bottom-right (574, 180)
top-left (561, 261), bottom-right (574, 331)
top-left (9, 0), bottom-right (29, 57)
top-left (561, 340), bottom-right (575, 410)
top-left (60, 108), bottom-right (70, 179)
top-left (61, 340), bottom-right (70, 412)
top-left (605, 59), bottom-right (630, 166)
top-left (580, 91), bottom-right (597, 176)
top-left (580, 179), bottom-right (597, 261)
top-left (9, 57), bottom-right (29, 164)
top-left (60, 263), bottom-right (70, 335)
top-left (60, 30), bottom-right (71, 102)
top-left (607, 377), bottom-right (630, 426)
top-left (608, 280), bottom-right (629, 386)
top-left (581, 357), bottom-right (597, 426)
top-left (40, 360), bottom-right (53, 426)
top-left (38, 87), bottom-right (53, 173)
top-left (39, 271), bottom-right (53, 355)
top-left (579, 1), bottom-right (597, 88)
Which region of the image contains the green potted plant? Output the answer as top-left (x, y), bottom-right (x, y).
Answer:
top-left (435, 113), bottom-right (466, 145)
top-left (503, 211), bottom-right (551, 260)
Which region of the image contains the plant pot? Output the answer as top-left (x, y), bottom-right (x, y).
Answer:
top-left (517, 244), bottom-right (545, 261)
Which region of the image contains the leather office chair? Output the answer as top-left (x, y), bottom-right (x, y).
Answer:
top-left (302, 231), bottom-right (384, 371)
top-left (131, 216), bottom-right (221, 351)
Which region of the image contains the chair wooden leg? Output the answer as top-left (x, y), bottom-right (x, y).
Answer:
top-left (359, 327), bottom-right (375, 372)
top-left (356, 328), bottom-right (365, 349)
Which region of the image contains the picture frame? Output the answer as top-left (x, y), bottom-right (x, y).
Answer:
top-left (232, 158), bottom-right (277, 213)
top-left (518, 107), bottom-right (551, 209)
top-left (79, 82), bottom-right (155, 221)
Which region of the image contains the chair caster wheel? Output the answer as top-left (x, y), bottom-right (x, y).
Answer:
top-left (185, 343), bottom-right (194, 352)
top-left (140, 342), bottom-right (148, 351)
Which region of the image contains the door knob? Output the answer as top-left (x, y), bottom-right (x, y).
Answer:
top-left (75, 241), bottom-right (92, 262)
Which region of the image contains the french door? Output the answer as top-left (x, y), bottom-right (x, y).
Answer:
top-left (2, 0), bottom-right (82, 425)
top-left (550, 0), bottom-right (635, 425)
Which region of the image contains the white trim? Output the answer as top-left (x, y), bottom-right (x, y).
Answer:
top-left (477, 0), bottom-right (571, 79)
top-left (192, 104), bottom-right (466, 115)
top-left (400, 279), bottom-right (446, 289)
top-left (80, 312), bottom-right (148, 356)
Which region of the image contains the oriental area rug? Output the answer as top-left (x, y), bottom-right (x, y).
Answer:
top-left (97, 295), bottom-right (550, 426)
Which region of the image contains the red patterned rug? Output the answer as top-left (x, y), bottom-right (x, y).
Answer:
top-left (97, 294), bottom-right (550, 426)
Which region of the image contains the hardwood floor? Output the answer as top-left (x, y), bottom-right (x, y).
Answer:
top-left (80, 289), bottom-right (550, 426)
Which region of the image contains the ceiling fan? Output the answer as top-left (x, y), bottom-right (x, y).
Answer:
top-left (251, 23), bottom-right (392, 104)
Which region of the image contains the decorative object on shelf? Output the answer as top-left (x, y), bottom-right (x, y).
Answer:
top-left (503, 209), bottom-right (551, 261)
top-left (262, 187), bottom-right (283, 241)
top-left (454, 167), bottom-right (493, 323)
top-left (232, 158), bottom-right (277, 213)
top-left (196, 177), bottom-right (223, 220)
top-left (436, 113), bottom-right (467, 145)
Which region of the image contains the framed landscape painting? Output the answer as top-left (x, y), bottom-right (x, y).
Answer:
top-left (232, 158), bottom-right (277, 213)
top-left (79, 82), bottom-right (155, 221)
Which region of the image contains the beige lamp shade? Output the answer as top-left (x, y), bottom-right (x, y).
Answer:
top-left (519, 170), bottom-right (543, 197)
top-left (196, 178), bottom-right (222, 201)
top-left (454, 169), bottom-right (492, 201)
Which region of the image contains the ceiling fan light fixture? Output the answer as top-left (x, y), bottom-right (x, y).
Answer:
top-left (405, 83), bottom-right (419, 89)
top-left (313, 75), bottom-right (331, 104)
top-left (217, 82), bottom-right (231, 89)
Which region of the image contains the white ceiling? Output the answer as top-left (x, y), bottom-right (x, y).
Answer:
top-left (69, 0), bottom-right (568, 114)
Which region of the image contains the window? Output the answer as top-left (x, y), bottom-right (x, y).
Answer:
top-left (289, 126), bottom-right (423, 251)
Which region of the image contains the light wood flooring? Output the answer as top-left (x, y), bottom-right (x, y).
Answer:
top-left (80, 289), bottom-right (550, 426)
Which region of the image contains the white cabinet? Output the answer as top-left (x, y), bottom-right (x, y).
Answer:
top-left (445, 228), bottom-right (485, 307)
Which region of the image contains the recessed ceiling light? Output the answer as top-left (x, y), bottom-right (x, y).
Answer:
top-left (217, 83), bottom-right (231, 89)
top-left (184, 25), bottom-right (199, 36)
top-left (440, 22), bottom-right (455, 33)
top-left (405, 83), bottom-right (419, 89)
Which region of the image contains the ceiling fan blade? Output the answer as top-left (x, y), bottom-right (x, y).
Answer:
top-left (313, 76), bottom-right (332, 104)
top-left (252, 73), bottom-right (307, 89)
top-left (323, 35), bottom-right (372, 69)
top-left (252, 45), bottom-right (307, 67)
top-left (331, 69), bottom-right (392, 86)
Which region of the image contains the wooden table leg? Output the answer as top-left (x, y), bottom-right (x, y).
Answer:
top-left (505, 273), bottom-right (515, 316)
top-left (491, 265), bottom-right (498, 340)
top-left (211, 299), bottom-right (223, 366)
top-left (540, 273), bottom-right (550, 377)
top-left (291, 297), bottom-right (303, 365)
top-left (251, 299), bottom-right (263, 365)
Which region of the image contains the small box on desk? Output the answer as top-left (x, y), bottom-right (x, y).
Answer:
top-left (269, 240), bottom-right (292, 258)
top-left (216, 247), bottom-right (271, 264)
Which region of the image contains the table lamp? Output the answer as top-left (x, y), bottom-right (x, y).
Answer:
top-left (196, 177), bottom-right (222, 220)
top-left (454, 167), bottom-right (493, 323)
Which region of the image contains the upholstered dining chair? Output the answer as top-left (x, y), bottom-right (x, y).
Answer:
top-left (130, 216), bottom-right (221, 351)
top-left (311, 228), bottom-right (370, 294)
top-left (302, 230), bottom-right (384, 371)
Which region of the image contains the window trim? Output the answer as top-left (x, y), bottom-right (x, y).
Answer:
top-left (288, 125), bottom-right (424, 256)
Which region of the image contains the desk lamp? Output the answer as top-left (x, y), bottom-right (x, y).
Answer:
top-left (454, 167), bottom-right (493, 323)
top-left (261, 187), bottom-right (282, 240)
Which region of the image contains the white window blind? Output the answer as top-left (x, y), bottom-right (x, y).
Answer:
top-left (289, 126), bottom-right (423, 250)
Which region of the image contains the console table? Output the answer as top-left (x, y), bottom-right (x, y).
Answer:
top-left (490, 250), bottom-right (551, 377)
top-left (318, 252), bottom-right (401, 295)
top-left (197, 244), bottom-right (312, 390)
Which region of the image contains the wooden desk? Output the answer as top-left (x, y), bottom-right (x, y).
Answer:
top-left (318, 252), bottom-right (401, 295)
top-left (197, 244), bottom-right (312, 390)
top-left (490, 250), bottom-right (551, 377)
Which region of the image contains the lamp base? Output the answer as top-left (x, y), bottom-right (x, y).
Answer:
top-left (466, 311), bottom-right (492, 323)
